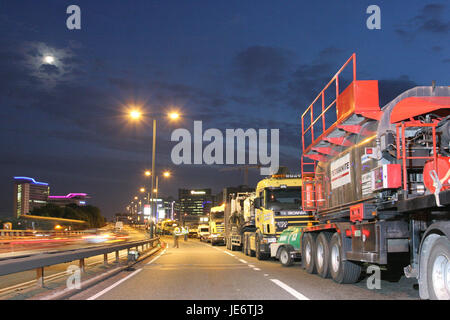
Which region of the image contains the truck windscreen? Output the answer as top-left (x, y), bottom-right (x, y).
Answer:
top-left (266, 187), bottom-right (301, 209)
top-left (211, 211), bottom-right (224, 220)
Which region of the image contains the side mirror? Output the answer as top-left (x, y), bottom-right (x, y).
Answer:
top-left (254, 197), bottom-right (261, 209)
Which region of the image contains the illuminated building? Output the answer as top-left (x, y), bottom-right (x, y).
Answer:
top-left (48, 193), bottom-right (88, 207)
top-left (13, 177), bottom-right (50, 218)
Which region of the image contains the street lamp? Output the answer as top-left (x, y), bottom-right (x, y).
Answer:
top-left (128, 109), bottom-right (180, 228)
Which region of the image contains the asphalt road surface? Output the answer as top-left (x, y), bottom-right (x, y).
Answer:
top-left (69, 236), bottom-right (420, 300)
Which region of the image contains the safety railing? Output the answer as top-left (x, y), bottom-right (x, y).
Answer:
top-left (301, 53), bottom-right (356, 156)
top-left (0, 237), bottom-right (160, 287)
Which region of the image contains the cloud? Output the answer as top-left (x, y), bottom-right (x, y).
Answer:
top-left (396, 3), bottom-right (450, 40)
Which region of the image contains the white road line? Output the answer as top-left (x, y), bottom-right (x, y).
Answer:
top-left (146, 249), bottom-right (167, 265)
top-left (253, 268), bottom-right (261, 271)
top-left (270, 279), bottom-right (310, 300)
top-left (248, 264), bottom-right (255, 268)
top-left (238, 259), bottom-right (248, 264)
top-left (87, 268), bottom-right (142, 300)
top-left (223, 251), bottom-right (235, 257)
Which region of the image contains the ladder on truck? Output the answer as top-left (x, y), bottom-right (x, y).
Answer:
top-left (300, 53), bottom-right (382, 211)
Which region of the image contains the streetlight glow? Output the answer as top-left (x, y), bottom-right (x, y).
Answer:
top-left (129, 110), bottom-right (142, 120)
top-left (168, 112), bottom-right (180, 120)
top-left (140, 187), bottom-right (145, 193)
top-left (163, 171), bottom-right (171, 178)
top-left (145, 170), bottom-right (151, 176)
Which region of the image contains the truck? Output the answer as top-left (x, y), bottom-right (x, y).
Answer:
top-left (269, 226), bottom-right (304, 266)
top-left (240, 175), bottom-right (316, 260)
top-left (299, 53), bottom-right (450, 299)
top-left (209, 204), bottom-right (225, 245)
top-left (223, 186), bottom-right (256, 252)
top-left (114, 221), bottom-right (123, 232)
top-left (197, 224), bottom-right (210, 242)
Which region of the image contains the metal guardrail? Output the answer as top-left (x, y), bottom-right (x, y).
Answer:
top-left (0, 237), bottom-right (160, 287)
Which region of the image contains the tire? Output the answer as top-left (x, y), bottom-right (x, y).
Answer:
top-left (256, 234), bottom-right (269, 260)
top-left (315, 232), bottom-right (333, 278)
top-left (426, 236), bottom-right (450, 300)
top-left (248, 236), bottom-right (256, 257)
top-left (243, 235), bottom-right (249, 256)
top-left (329, 232), bottom-right (361, 284)
top-left (279, 247), bottom-right (294, 267)
top-left (302, 232), bottom-right (317, 274)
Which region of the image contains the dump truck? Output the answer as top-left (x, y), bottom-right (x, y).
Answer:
top-left (299, 53), bottom-right (450, 299)
top-left (242, 175), bottom-right (315, 260)
top-left (209, 204), bottom-right (225, 245)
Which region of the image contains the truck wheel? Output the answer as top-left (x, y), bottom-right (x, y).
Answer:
top-left (279, 247), bottom-right (294, 267)
top-left (426, 236), bottom-right (450, 300)
top-left (226, 237), bottom-right (231, 250)
top-left (329, 232), bottom-right (361, 284)
top-left (256, 234), bottom-right (269, 260)
top-left (248, 236), bottom-right (256, 257)
top-left (243, 235), bottom-right (249, 256)
top-left (302, 232), bottom-right (316, 274)
top-left (315, 232), bottom-right (332, 278)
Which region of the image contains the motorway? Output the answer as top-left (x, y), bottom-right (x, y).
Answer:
top-left (68, 236), bottom-right (420, 300)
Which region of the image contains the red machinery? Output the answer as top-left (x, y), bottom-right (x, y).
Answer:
top-left (299, 53), bottom-right (450, 300)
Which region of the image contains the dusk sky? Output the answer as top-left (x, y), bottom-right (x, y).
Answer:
top-left (0, 0), bottom-right (449, 219)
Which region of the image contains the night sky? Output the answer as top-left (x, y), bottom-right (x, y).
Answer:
top-left (0, 0), bottom-right (448, 219)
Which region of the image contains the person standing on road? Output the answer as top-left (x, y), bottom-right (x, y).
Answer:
top-left (183, 226), bottom-right (188, 241)
top-left (173, 226), bottom-right (182, 248)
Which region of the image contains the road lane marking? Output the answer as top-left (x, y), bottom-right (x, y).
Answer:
top-left (253, 268), bottom-right (261, 271)
top-left (87, 268), bottom-right (142, 300)
top-left (238, 259), bottom-right (248, 264)
top-left (146, 248), bottom-right (167, 265)
top-left (223, 251), bottom-right (235, 257)
top-left (248, 264), bottom-right (255, 268)
top-left (0, 252), bottom-right (129, 295)
top-left (270, 279), bottom-right (310, 300)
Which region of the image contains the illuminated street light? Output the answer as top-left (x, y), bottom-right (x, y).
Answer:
top-left (140, 187), bottom-right (145, 193)
top-left (129, 110), bottom-right (142, 120)
top-left (163, 171), bottom-right (171, 178)
top-left (168, 112), bottom-right (180, 120)
top-left (145, 170), bottom-right (151, 176)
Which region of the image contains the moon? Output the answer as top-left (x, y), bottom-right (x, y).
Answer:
top-left (43, 55), bottom-right (55, 64)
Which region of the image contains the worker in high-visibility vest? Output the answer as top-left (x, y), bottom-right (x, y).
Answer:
top-left (183, 226), bottom-right (189, 241)
top-left (173, 226), bottom-right (183, 248)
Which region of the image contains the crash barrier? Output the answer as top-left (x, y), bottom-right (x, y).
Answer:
top-left (0, 237), bottom-right (160, 287)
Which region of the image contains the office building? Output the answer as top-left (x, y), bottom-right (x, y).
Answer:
top-left (13, 176), bottom-right (50, 218)
top-left (177, 188), bottom-right (212, 224)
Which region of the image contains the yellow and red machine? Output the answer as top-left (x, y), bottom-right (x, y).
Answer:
top-left (300, 53), bottom-right (450, 299)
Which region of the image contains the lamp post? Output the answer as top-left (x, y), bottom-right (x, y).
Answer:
top-left (127, 109), bottom-right (179, 236)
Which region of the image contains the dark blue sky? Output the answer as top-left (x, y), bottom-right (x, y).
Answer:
top-left (0, 0), bottom-right (448, 218)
